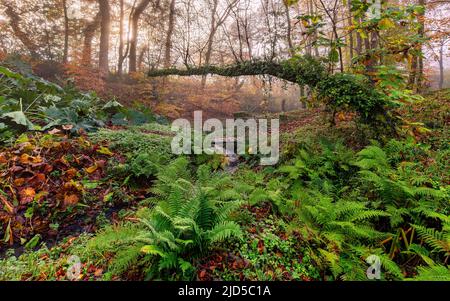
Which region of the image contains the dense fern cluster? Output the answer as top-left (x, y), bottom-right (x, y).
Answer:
top-left (238, 137), bottom-right (449, 280)
top-left (87, 158), bottom-right (243, 280)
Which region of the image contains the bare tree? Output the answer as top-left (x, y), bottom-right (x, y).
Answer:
top-left (129, 0), bottom-right (161, 72)
top-left (98, 0), bottom-right (111, 74)
top-left (81, 12), bottom-right (101, 66)
top-left (164, 0), bottom-right (177, 68)
top-left (3, 2), bottom-right (41, 59)
top-left (201, 0), bottom-right (239, 87)
top-left (62, 0), bottom-right (69, 63)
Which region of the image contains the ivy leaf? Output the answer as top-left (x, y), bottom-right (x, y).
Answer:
top-left (328, 48), bottom-right (339, 63)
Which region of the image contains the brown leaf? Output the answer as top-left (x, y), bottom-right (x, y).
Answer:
top-left (10, 165), bottom-right (24, 173)
top-left (62, 124), bottom-right (74, 131)
top-left (48, 128), bottom-right (61, 135)
top-left (0, 195), bottom-right (15, 214)
top-left (257, 240), bottom-right (265, 254)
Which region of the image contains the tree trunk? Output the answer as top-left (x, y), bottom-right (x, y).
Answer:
top-left (164, 0), bottom-right (176, 68)
top-left (82, 13), bottom-right (101, 67)
top-left (416, 0), bottom-right (426, 91)
top-left (129, 0), bottom-right (152, 73)
top-left (284, 1), bottom-right (294, 55)
top-left (439, 42), bottom-right (444, 90)
top-left (62, 0), bottom-right (69, 63)
top-left (138, 46), bottom-right (148, 71)
top-left (408, 56), bottom-right (418, 89)
top-left (201, 0), bottom-right (219, 88)
top-left (347, 0), bottom-right (354, 67)
top-left (118, 0), bottom-right (125, 76)
top-left (98, 0), bottom-right (111, 75)
top-left (4, 4), bottom-right (40, 60)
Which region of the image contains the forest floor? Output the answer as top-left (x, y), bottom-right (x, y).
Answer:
top-left (0, 77), bottom-right (449, 280)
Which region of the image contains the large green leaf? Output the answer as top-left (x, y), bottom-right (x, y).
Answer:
top-left (0, 111), bottom-right (34, 130)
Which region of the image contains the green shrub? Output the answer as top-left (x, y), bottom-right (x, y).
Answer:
top-left (316, 73), bottom-right (386, 122)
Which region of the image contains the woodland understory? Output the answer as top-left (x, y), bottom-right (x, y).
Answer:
top-left (0, 0), bottom-right (449, 281)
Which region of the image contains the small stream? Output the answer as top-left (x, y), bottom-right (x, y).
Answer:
top-left (212, 137), bottom-right (239, 173)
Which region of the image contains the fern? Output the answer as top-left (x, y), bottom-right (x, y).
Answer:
top-left (87, 163), bottom-right (243, 279)
top-left (411, 265), bottom-right (450, 281)
top-left (413, 224), bottom-right (450, 257)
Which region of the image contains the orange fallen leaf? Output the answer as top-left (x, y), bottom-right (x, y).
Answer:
top-left (32, 156), bottom-right (43, 164)
top-left (0, 153), bottom-right (7, 164)
top-left (94, 269), bottom-right (103, 277)
top-left (64, 194), bottom-right (79, 207)
top-left (19, 187), bottom-right (36, 204)
top-left (19, 153), bottom-right (31, 164)
top-left (32, 173), bottom-right (46, 183)
top-left (14, 178), bottom-right (26, 187)
top-left (85, 164), bottom-right (98, 174)
top-left (65, 168), bottom-right (78, 179)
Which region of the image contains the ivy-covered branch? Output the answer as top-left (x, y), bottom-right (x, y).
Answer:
top-left (148, 61), bottom-right (296, 83)
top-left (148, 55), bottom-right (391, 127)
top-left (148, 56), bottom-right (327, 88)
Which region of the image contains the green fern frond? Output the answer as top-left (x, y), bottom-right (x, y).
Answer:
top-left (411, 265), bottom-right (450, 281)
top-left (207, 221), bottom-right (243, 243)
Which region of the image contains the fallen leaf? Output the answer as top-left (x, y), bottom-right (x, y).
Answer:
top-left (48, 128), bottom-right (61, 135)
top-left (64, 194), bottom-right (79, 207)
top-left (65, 168), bottom-right (78, 179)
top-left (10, 166), bottom-right (24, 173)
top-left (19, 154), bottom-right (31, 164)
top-left (29, 173), bottom-right (46, 186)
top-left (85, 164), bottom-right (98, 174)
top-left (42, 164), bottom-right (53, 173)
top-left (64, 181), bottom-right (83, 192)
top-left (32, 156), bottom-right (43, 164)
top-left (97, 146), bottom-right (113, 156)
top-left (257, 240), bottom-right (265, 254)
top-left (0, 195), bottom-right (15, 214)
top-left (34, 191), bottom-right (49, 202)
top-left (0, 153), bottom-right (7, 164)
top-left (14, 178), bottom-right (27, 187)
top-left (94, 269), bottom-right (103, 277)
top-left (19, 187), bottom-right (36, 204)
